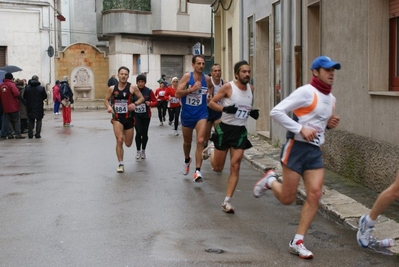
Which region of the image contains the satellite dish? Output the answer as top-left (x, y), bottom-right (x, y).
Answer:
top-left (47, 46), bottom-right (54, 57)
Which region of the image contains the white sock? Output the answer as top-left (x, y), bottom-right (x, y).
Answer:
top-left (119, 161), bottom-right (123, 165)
top-left (224, 197), bottom-right (231, 203)
top-left (293, 234), bottom-right (304, 243)
top-left (267, 177), bottom-right (277, 189)
top-left (366, 215), bottom-right (376, 227)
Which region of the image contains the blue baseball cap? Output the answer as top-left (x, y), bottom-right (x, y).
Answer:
top-left (311, 56), bottom-right (341, 70)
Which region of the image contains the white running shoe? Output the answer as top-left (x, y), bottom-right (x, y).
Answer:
top-left (141, 150), bottom-right (146, 159)
top-left (116, 164), bottom-right (124, 173)
top-left (174, 130), bottom-right (179, 136)
top-left (253, 170), bottom-right (276, 198)
top-left (289, 240), bottom-right (313, 259)
top-left (202, 142), bottom-right (214, 160)
top-left (136, 151), bottom-right (141, 160)
top-left (182, 157), bottom-right (191, 175)
top-left (222, 201), bottom-right (235, 213)
top-left (193, 170), bottom-right (203, 182)
top-left (357, 215), bottom-right (374, 248)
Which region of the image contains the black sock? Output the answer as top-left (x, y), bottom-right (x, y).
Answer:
top-left (196, 168), bottom-right (200, 172)
top-left (185, 158), bottom-right (190, 163)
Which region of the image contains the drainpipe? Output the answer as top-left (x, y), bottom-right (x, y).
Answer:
top-left (210, 9), bottom-right (214, 65)
top-left (240, 0), bottom-right (244, 59)
top-left (281, 1), bottom-right (293, 98)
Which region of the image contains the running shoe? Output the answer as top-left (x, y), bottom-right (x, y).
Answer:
top-left (136, 151), bottom-right (141, 160)
top-left (289, 240), bottom-right (313, 259)
top-left (357, 215), bottom-right (374, 248)
top-left (182, 157), bottom-right (192, 175)
top-left (174, 130), bottom-right (179, 136)
top-left (141, 150), bottom-right (146, 159)
top-left (193, 170), bottom-right (203, 182)
top-left (253, 170), bottom-right (276, 198)
top-left (168, 121), bottom-right (172, 125)
top-left (222, 201), bottom-right (235, 213)
top-left (159, 122), bottom-right (163, 126)
top-left (116, 164), bottom-right (124, 173)
top-left (202, 142), bottom-right (214, 160)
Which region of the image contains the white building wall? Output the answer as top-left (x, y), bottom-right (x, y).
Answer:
top-left (0, 2), bottom-right (55, 89)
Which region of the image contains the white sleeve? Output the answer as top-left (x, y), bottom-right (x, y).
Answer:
top-left (270, 87), bottom-right (313, 134)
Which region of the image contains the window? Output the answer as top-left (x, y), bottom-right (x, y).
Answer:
top-left (273, 2), bottom-right (281, 105)
top-left (0, 46), bottom-right (6, 67)
top-left (390, 0), bottom-right (399, 91)
top-left (133, 54), bottom-right (140, 75)
top-left (248, 16), bottom-right (254, 84)
top-left (179, 0), bottom-right (187, 13)
top-left (390, 18), bottom-right (399, 91)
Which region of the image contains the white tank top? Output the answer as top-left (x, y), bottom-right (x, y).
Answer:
top-left (221, 81), bottom-right (253, 126)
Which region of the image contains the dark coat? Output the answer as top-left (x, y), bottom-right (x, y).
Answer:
top-left (24, 80), bottom-right (47, 119)
top-left (17, 85), bottom-right (28, 119)
top-left (60, 81), bottom-right (74, 104)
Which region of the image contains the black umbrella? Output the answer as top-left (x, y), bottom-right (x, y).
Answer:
top-left (0, 65), bottom-right (22, 73)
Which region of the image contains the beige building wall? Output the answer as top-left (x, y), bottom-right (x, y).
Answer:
top-left (310, 0), bottom-right (399, 191)
top-left (236, 0), bottom-right (399, 192)
top-left (213, 1), bottom-right (242, 82)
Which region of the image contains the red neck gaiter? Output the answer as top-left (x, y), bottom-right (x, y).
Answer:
top-left (310, 76), bottom-right (331, 95)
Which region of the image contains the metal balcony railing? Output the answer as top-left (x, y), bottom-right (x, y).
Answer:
top-left (103, 0), bottom-right (151, 12)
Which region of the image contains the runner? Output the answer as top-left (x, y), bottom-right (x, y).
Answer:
top-left (205, 60), bottom-right (258, 213)
top-left (204, 63), bottom-right (224, 149)
top-left (175, 55), bottom-right (214, 182)
top-left (252, 56), bottom-right (341, 259)
top-left (104, 66), bottom-right (145, 173)
top-left (134, 74), bottom-right (158, 160)
top-left (165, 77), bottom-right (182, 136)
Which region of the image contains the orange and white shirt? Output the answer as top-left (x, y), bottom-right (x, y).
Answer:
top-left (270, 84), bottom-right (335, 146)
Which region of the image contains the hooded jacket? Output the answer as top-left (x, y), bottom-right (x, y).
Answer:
top-left (24, 79), bottom-right (47, 119)
top-left (0, 79), bottom-right (20, 113)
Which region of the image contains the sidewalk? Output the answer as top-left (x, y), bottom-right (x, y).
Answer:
top-left (46, 100), bottom-right (399, 254)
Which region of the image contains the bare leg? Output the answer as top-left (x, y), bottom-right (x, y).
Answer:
top-left (225, 147), bottom-right (244, 197)
top-left (194, 119), bottom-right (207, 169)
top-left (182, 126), bottom-right (193, 159)
top-left (370, 171), bottom-right (399, 220)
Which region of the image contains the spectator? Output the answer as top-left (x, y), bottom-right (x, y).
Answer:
top-left (15, 79), bottom-right (28, 133)
top-left (0, 73), bottom-right (25, 139)
top-left (108, 74), bottom-right (118, 87)
top-left (24, 75), bottom-right (47, 138)
top-left (52, 80), bottom-right (61, 115)
top-left (60, 76), bottom-right (73, 127)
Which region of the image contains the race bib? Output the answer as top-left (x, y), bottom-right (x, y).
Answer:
top-left (186, 94), bottom-right (202, 106)
top-left (114, 101), bottom-right (128, 113)
top-left (159, 91), bottom-right (165, 97)
top-left (170, 97), bottom-right (179, 104)
top-left (135, 103), bottom-right (146, 113)
top-left (234, 105), bottom-right (251, 119)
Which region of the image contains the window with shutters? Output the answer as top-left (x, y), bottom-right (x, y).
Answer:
top-left (390, 0), bottom-right (399, 91)
top-left (0, 46), bottom-right (6, 67)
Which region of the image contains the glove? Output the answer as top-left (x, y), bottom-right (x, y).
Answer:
top-left (249, 109), bottom-right (259, 120)
top-left (222, 105), bottom-right (238, 114)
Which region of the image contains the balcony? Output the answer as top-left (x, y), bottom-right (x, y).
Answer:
top-left (101, 0), bottom-right (152, 35)
top-left (103, 0), bottom-right (151, 12)
top-left (188, 0), bottom-right (215, 5)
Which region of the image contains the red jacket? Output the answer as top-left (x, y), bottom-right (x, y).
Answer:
top-left (165, 86), bottom-right (181, 108)
top-left (52, 84), bottom-right (61, 102)
top-left (0, 79), bottom-right (20, 113)
top-left (155, 87), bottom-right (167, 101)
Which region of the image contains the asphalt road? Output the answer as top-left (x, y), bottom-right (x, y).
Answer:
top-left (0, 110), bottom-right (398, 266)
